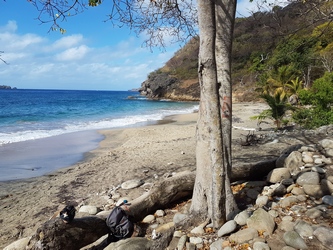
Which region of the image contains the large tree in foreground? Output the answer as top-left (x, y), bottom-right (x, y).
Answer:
top-left (190, 0), bottom-right (237, 228)
top-left (27, 0), bottom-right (237, 228)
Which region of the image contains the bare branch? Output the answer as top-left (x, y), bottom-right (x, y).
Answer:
top-left (0, 51), bottom-right (8, 64)
top-left (27, 0), bottom-right (198, 48)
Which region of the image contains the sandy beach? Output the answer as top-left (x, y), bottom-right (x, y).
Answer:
top-left (0, 102), bottom-right (287, 248)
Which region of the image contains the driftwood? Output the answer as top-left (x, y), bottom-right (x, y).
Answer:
top-left (26, 217), bottom-right (108, 250)
top-left (128, 171), bottom-right (196, 222)
top-left (231, 159), bottom-right (277, 182)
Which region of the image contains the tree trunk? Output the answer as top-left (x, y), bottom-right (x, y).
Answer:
top-left (215, 0), bottom-right (238, 218)
top-left (190, 0), bottom-right (226, 228)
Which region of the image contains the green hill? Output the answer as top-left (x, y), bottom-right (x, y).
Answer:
top-left (139, 1), bottom-right (333, 102)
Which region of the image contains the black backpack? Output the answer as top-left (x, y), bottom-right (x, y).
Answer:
top-left (60, 205), bottom-right (76, 223)
top-left (106, 206), bottom-right (134, 243)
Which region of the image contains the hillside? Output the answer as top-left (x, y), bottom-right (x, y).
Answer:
top-left (139, 1), bottom-right (333, 102)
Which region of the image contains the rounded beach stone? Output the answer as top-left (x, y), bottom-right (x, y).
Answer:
top-left (255, 195), bottom-right (269, 207)
top-left (79, 205), bottom-right (99, 215)
top-left (247, 208), bottom-right (275, 235)
top-left (142, 214), bottom-right (155, 223)
top-left (218, 220), bottom-right (237, 237)
top-left (313, 226), bottom-right (333, 249)
top-left (229, 228), bottom-right (258, 244)
top-left (322, 195), bottom-right (333, 206)
top-left (234, 210), bottom-right (250, 226)
top-left (283, 231), bottom-right (308, 249)
top-left (121, 179), bottom-right (144, 190)
top-left (253, 242), bottom-right (270, 250)
top-left (294, 220), bottom-right (313, 238)
top-left (155, 209), bottom-right (165, 217)
top-left (296, 172), bottom-right (320, 186)
top-left (267, 168), bottom-right (291, 183)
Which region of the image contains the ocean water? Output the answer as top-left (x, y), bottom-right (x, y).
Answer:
top-left (0, 89), bottom-right (198, 181)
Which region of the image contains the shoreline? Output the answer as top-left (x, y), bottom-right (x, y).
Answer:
top-left (0, 102), bottom-right (270, 249)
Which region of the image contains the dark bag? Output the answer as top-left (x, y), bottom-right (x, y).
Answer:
top-left (60, 205), bottom-right (76, 223)
top-left (106, 206), bottom-right (134, 243)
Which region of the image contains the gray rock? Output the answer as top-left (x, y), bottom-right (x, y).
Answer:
top-left (281, 178), bottom-right (294, 186)
top-left (284, 151), bottom-right (303, 176)
top-left (291, 186), bottom-right (305, 196)
top-left (319, 139), bottom-right (333, 149)
top-left (302, 152), bottom-right (314, 163)
top-left (173, 213), bottom-right (187, 225)
top-left (247, 189), bottom-right (260, 199)
top-left (121, 179), bottom-right (144, 190)
top-left (281, 247), bottom-right (297, 250)
top-left (79, 205), bottom-right (99, 215)
top-left (253, 241), bottom-right (270, 250)
top-left (326, 148), bottom-right (333, 157)
top-left (283, 231), bottom-right (308, 249)
top-left (229, 228), bottom-right (258, 244)
top-left (209, 239), bottom-right (224, 250)
top-left (322, 195), bottom-right (333, 206)
top-left (256, 195), bottom-right (269, 207)
top-left (217, 220), bottom-right (238, 237)
top-left (280, 196), bottom-right (299, 208)
top-left (247, 208), bottom-right (275, 235)
top-left (142, 214), bottom-right (155, 223)
top-left (279, 220), bottom-right (295, 232)
top-left (311, 166), bottom-right (326, 174)
top-left (234, 210), bottom-right (250, 226)
top-left (267, 168), bottom-right (291, 183)
top-left (305, 207), bottom-right (322, 219)
top-left (296, 172), bottom-right (320, 186)
top-left (313, 226), bottom-right (333, 249)
top-left (189, 236), bottom-right (203, 245)
top-left (105, 237), bottom-right (152, 250)
top-left (294, 220), bottom-right (313, 238)
top-left (3, 237), bottom-right (30, 250)
top-left (321, 180), bottom-right (333, 195)
top-left (302, 184), bottom-right (324, 198)
top-left (273, 184), bottom-right (287, 196)
top-left (290, 205), bottom-right (307, 215)
top-left (155, 209), bottom-right (165, 217)
top-left (176, 235), bottom-right (187, 250)
top-left (190, 224), bottom-right (205, 234)
top-left (276, 144), bottom-right (302, 168)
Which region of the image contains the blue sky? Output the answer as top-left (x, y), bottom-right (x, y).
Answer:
top-left (0, 0), bottom-right (282, 91)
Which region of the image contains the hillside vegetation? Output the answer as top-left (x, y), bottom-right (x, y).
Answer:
top-left (139, 1), bottom-right (333, 128)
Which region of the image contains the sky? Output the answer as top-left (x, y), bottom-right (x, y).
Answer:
top-left (0, 0), bottom-right (284, 91)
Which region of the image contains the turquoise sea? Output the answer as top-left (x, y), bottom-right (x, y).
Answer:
top-left (0, 89), bottom-right (198, 181)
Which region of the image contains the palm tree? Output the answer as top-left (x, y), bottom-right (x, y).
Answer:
top-left (252, 89), bottom-right (294, 129)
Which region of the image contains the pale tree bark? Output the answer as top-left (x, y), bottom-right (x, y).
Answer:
top-left (215, 0), bottom-right (238, 218)
top-left (190, 0), bottom-right (226, 228)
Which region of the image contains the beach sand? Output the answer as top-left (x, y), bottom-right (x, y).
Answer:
top-left (0, 102), bottom-right (284, 248)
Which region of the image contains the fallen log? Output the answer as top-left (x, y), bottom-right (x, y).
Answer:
top-left (231, 158), bottom-right (277, 182)
top-left (26, 217), bottom-right (108, 250)
top-left (128, 170), bottom-right (196, 222)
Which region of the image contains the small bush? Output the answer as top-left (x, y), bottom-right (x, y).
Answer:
top-left (292, 72), bottom-right (333, 128)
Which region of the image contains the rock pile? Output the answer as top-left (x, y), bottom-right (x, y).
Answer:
top-left (136, 138), bottom-right (333, 250)
top-left (4, 139), bottom-right (333, 250)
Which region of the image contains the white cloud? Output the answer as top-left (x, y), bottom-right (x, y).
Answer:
top-left (49, 34), bottom-right (84, 50)
top-left (0, 21), bottom-right (171, 90)
top-left (0, 20), bottom-right (18, 32)
top-left (55, 45), bottom-right (90, 61)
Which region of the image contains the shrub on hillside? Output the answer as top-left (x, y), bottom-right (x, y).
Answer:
top-left (293, 72), bottom-right (333, 128)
